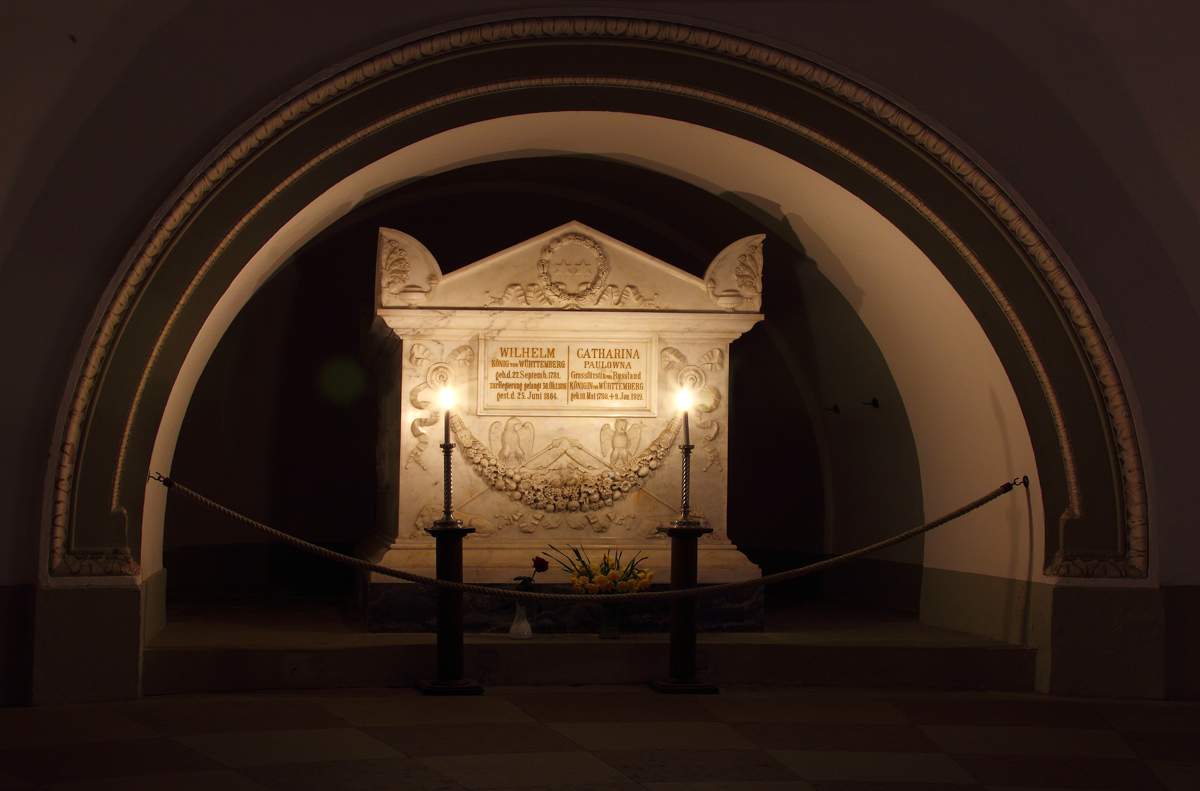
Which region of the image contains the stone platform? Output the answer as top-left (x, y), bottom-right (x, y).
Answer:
top-left (363, 580), bottom-right (764, 633)
top-left (144, 604), bottom-right (1036, 695)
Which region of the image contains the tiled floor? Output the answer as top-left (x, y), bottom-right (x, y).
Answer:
top-left (1, 686), bottom-right (1197, 790)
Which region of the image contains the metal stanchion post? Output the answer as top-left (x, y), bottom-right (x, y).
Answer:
top-left (653, 399), bottom-right (718, 694)
top-left (418, 393), bottom-right (483, 696)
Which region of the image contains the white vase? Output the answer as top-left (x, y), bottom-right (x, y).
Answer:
top-left (508, 603), bottom-right (533, 639)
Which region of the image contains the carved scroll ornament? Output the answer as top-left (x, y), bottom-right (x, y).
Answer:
top-left (661, 346), bottom-right (723, 441)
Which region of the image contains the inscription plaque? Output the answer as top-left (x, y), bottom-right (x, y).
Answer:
top-left (479, 336), bottom-right (656, 416)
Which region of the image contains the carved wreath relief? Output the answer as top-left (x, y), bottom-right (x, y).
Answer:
top-left (486, 233), bottom-right (660, 308)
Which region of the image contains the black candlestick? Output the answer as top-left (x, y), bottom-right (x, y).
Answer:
top-left (653, 412), bottom-right (715, 694)
top-left (419, 405), bottom-right (482, 695)
top-left (679, 411), bottom-right (694, 523)
top-left (440, 409), bottom-right (455, 524)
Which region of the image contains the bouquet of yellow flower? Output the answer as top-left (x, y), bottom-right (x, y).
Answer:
top-left (545, 544), bottom-right (654, 594)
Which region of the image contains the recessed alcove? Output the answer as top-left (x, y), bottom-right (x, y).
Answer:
top-left (165, 155), bottom-right (924, 629)
top-left (21, 13), bottom-right (1168, 704)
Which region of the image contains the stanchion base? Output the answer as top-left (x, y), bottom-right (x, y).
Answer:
top-left (417, 678), bottom-right (485, 696)
top-left (650, 678), bottom-right (719, 695)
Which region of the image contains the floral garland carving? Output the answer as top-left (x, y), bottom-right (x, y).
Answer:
top-left (451, 414), bottom-right (681, 513)
top-left (47, 16), bottom-right (1144, 579)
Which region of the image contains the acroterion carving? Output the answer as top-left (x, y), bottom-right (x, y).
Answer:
top-left (705, 234), bottom-right (765, 311)
top-left (378, 228), bottom-right (441, 306)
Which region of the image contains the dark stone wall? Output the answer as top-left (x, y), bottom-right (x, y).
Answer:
top-left (1165, 586), bottom-right (1200, 699)
top-left (0, 584), bottom-right (33, 706)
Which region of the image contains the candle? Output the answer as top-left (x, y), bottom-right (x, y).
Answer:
top-left (675, 388), bottom-right (695, 446)
top-left (436, 386), bottom-right (456, 446)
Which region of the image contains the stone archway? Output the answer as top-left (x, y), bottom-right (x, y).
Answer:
top-left (36, 17), bottom-right (1145, 701)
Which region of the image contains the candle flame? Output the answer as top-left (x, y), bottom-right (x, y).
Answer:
top-left (436, 386), bottom-right (457, 411)
top-left (675, 388), bottom-right (695, 412)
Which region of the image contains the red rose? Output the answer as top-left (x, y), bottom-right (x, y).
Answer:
top-left (533, 556), bottom-right (550, 573)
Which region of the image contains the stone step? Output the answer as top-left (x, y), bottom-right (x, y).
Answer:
top-left (144, 629), bottom-right (1036, 695)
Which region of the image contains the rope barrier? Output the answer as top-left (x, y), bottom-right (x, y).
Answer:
top-left (151, 473), bottom-right (1023, 604)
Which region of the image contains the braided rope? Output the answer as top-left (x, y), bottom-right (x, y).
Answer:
top-left (152, 474), bottom-right (1021, 603)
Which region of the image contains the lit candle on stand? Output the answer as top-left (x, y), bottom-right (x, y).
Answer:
top-left (422, 383), bottom-right (481, 695)
top-left (675, 388), bottom-right (695, 521)
top-left (438, 386), bottom-right (455, 446)
top-left (676, 387), bottom-right (694, 446)
top-left (656, 391), bottom-right (715, 694)
top-left (435, 386), bottom-right (458, 523)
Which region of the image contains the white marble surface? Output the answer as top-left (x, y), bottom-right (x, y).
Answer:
top-left (375, 222), bottom-right (764, 582)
